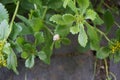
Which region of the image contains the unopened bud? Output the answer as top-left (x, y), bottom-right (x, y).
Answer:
top-left (53, 34), bottom-right (60, 41)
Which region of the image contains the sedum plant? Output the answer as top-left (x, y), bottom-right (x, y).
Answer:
top-left (0, 0), bottom-right (119, 77)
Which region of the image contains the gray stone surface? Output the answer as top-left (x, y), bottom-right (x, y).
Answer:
top-left (0, 51), bottom-right (94, 80)
top-left (110, 60), bottom-right (120, 80)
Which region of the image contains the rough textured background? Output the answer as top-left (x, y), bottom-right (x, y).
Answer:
top-left (110, 60), bottom-right (120, 80)
top-left (0, 51), bottom-right (94, 80)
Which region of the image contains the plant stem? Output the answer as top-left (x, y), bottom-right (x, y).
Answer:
top-left (85, 21), bottom-right (112, 43)
top-left (9, 1), bottom-right (20, 33)
top-left (44, 21), bottom-right (56, 27)
top-left (6, 1), bottom-right (20, 40)
top-left (104, 59), bottom-right (109, 79)
top-left (103, 2), bottom-right (112, 10)
top-left (74, 0), bottom-right (76, 5)
top-left (92, 58), bottom-right (97, 80)
top-left (44, 25), bottom-right (54, 35)
top-left (42, 6), bottom-right (48, 19)
top-left (114, 22), bottom-right (120, 28)
top-left (96, 28), bottom-right (111, 43)
top-left (109, 72), bottom-right (117, 80)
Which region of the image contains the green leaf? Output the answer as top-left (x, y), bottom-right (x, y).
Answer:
top-left (116, 29), bottom-right (120, 41)
top-left (34, 32), bottom-right (45, 45)
top-left (37, 51), bottom-right (47, 61)
top-left (70, 25), bottom-right (80, 34)
top-left (62, 14), bottom-right (75, 24)
top-left (55, 40), bottom-right (61, 48)
top-left (61, 38), bottom-right (71, 45)
top-left (47, 0), bottom-right (62, 9)
top-left (104, 10), bottom-right (114, 32)
top-left (68, 0), bottom-right (77, 13)
top-left (18, 23), bottom-right (33, 35)
top-left (21, 52), bottom-right (29, 59)
top-left (17, 15), bottom-right (32, 26)
top-left (50, 14), bottom-right (65, 25)
top-left (0, 20), bottom-right (10, 40)
top-left (41, 31), bottom-right (53, 64)
top-left (50, 14), bottom-right (75, 25)
top-left (30, 18), bottom-right (43, 32)
top-left (77, 42), bottom-right (90, 53)
top-left (78, 24), bottom-right (88, 47)
top-left (93, 14), bottom-right (104, 25)
top-left (28, 0), bottom-right (42, 8)
top-left (54, 25), bottom-right (70, 37)
top-left (85, 9), bottom-right (97, 21)
top-left (86, 23), bottom-right (100, 50)
top-left (63, 0), bottom-right (70, 8)
top-left (9, 23), bottom-right (22, 40)
top-left (1, 0), bottom-right (15, 4)
top-left (23, 43), bottom-right (34, 52)
top-left (3, 42), bottom-right (11, 54)
top-left (20, 0), bottom-right (34, 10)
top-left (96, 47), bottom-right (110, 59)
top-left (25, 55), bottom-right (35, 68)
top-left (42, 44), bottom-right (52, 64)
top-left (6, 47), bottom-right (18, 74)
top-left (11, 41), bottom-right (23, 53)
top-left (0, 3), bottom-right (9, 23)
top-left (77, 0), bottom-right (89, 14)
top-left (113, 52), bottom-right (120, 63)
top-left (16, 37), bottom-right (25, 45)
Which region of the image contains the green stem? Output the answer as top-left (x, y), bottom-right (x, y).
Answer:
top-left (6, 1), bottom-right (20, 40)
top-left (109, 72), bottom-right (117, 80)
top-left (94, 25), bottom-right (114, 45)
top-left (42, 6), bottom-right (48, 19)
top-left (85, 22), bottom-right (112, 43)
top-left (104, 59), bottom-right (109, 79)
top-left (9, 1), bottom-right (20, 33)
top-left (96, 28), bottom-right (111, 43)
top-left (74, 0), bottom-right (76, 5)
top-left (44, 21), bottom-right (56, 27)
top-left (103, 2), bottom-right (112, 10)
top-left (92, 58), bottom-right (97, 80)
top-left (114, 22), bottom-right (120, 28)
top-left (44, 25), bottom-right (54, 35)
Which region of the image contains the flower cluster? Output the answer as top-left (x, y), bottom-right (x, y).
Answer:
top-left (0, 59), bottom-right (7, 67)
top-left (0, 41), bottom-right (7, 67)
top-left (110, 41), bottom-right (120, 54)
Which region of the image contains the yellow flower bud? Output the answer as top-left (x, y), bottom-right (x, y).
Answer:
top-left (111, 41), bottom-right (120, 54)
top-left (3, 60), bottom-right (7, 67)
